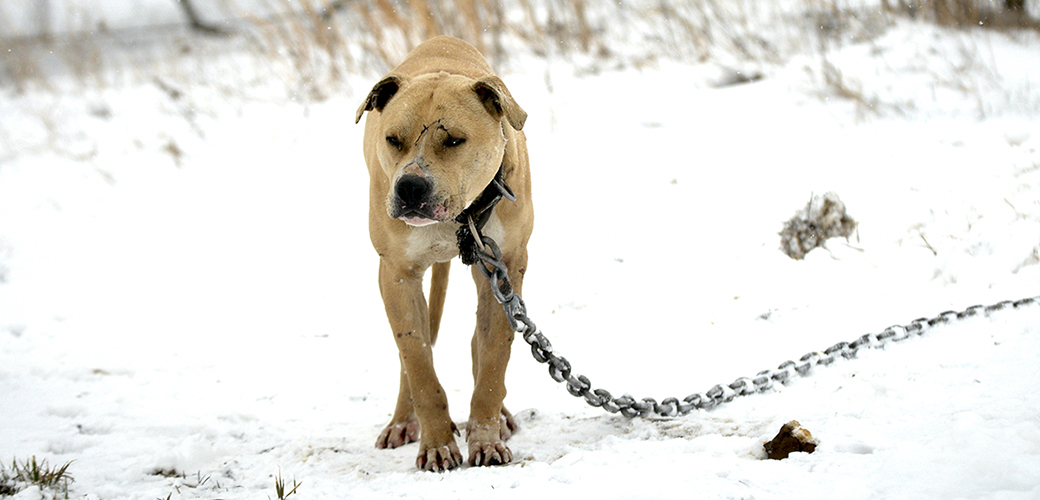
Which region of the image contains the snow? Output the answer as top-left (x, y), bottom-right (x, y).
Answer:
top-left (2, 13), bottom-right (1040, 500)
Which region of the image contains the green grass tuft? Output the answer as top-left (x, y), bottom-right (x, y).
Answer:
top-left (0, 456), bottom-right (74, 498)
top-left (272, 469), bottom-right (301, 500)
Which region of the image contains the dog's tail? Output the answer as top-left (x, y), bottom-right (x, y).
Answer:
top-left (428, 261), bottom-right (450, 344)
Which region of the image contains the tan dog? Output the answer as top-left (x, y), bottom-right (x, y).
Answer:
top-left (355, 36), bottom-right (533, 471)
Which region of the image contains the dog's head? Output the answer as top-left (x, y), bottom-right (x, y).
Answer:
top-left (356, 72), bottom-right (526, 227)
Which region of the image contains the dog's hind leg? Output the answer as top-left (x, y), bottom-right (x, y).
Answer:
top-left (427, 261), bottom-right (450, 343)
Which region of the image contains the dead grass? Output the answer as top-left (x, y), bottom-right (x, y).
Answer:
top-left (0, 0), bottom-right (1036, 98)
top-left (0, 38), bottom-right (50, 94)
top-left (885, 0), bottom-right (1040, 29)
top-left (246, 0), bottom-right (352, 100)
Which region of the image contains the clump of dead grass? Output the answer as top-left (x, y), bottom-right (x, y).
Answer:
top-left (780, 192), bottom-right (859, 260)
top-left (1, 0), bottom-right (1036, 100)
top-left (884, 0), bottom-right (1040, 29)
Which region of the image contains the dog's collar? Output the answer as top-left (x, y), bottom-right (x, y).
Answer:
top-left (455, 164), bottom-right (515, 265)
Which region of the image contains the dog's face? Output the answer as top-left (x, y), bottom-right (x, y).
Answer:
top-left (357, 72), bottom-right (526, 227)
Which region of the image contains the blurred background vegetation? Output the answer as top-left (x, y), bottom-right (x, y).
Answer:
top-left (1, 0), bottom-right (1037, 97)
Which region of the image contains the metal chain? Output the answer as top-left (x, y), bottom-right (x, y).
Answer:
top-left (467, 223), bottom-right (1039, 418)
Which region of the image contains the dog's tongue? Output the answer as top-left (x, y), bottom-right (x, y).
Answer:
top-left (401, 216), bottom-right (438, 227)
top-left (399, 204), bottom-right (448, 227)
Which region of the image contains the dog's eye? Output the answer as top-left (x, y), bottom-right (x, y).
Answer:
top-left (386, 136), bottom-right (402, 150)
top-left (443, 137), bottom-right (466, 148)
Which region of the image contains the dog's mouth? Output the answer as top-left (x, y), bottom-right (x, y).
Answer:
top-left (398, 211), bottom-right (439, 227)
top-left (393, 172), bottom-right (504, 228)
top-left (401, 216), bottom-right (438, 227)
top-left (393, 202), bottom-right (451, 227)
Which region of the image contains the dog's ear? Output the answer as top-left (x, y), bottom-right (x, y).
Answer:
top-left (355, 74), bottom-right (404, 124)
top-left (473, 76), bottom-right (527, 131)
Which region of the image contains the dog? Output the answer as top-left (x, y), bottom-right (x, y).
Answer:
top-left (355, 36), bottom-right (533, 471)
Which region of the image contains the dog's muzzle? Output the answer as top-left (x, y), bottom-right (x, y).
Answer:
top-left (392, 174), bottom-right (445, 227)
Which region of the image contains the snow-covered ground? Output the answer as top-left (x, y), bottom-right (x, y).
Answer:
top-left (2, 15), bottom-right (1039, 500)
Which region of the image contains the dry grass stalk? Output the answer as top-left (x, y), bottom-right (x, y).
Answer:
top-left (887, 0), bottom-right (1039, 29)
top-left (2, 0), bottom-right (1037, 97)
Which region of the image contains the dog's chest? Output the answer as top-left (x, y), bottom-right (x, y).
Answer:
top-left (405, 214), bottom-right (504, 266)
top-left (405, 222), bottom-right (460, 265)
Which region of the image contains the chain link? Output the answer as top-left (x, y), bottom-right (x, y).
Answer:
top-left (468, 225), bottom-right (1039, 418)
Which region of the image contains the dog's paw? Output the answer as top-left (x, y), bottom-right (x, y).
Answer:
top-left (466, 420), bottom-right (514, 467)
top-left (375, 420), bottom-right (419, 449)
top-left (416, 442), bottom-right (463, 472)
top-left (468, 439), bottom-right (513, 466)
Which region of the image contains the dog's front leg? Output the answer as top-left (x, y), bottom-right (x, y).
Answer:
top-left (466, 249), bottom-right (526, 466)
top-left (374, 359), bottom-right (419, 449)
top-left (378, 259), bottom-right (462, 471)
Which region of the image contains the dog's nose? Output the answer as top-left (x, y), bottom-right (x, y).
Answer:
top-left (395, 174), bottom-right (431, 208)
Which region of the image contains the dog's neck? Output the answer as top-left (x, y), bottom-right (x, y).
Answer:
top-left (454, 163), bottom-right (514, 265)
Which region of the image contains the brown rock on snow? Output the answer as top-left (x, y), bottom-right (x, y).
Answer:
top-left (764, 420), bottom-right (818, 460)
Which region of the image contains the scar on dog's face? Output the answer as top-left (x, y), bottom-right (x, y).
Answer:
top-left (357, 73), bottom-right (526, 225)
